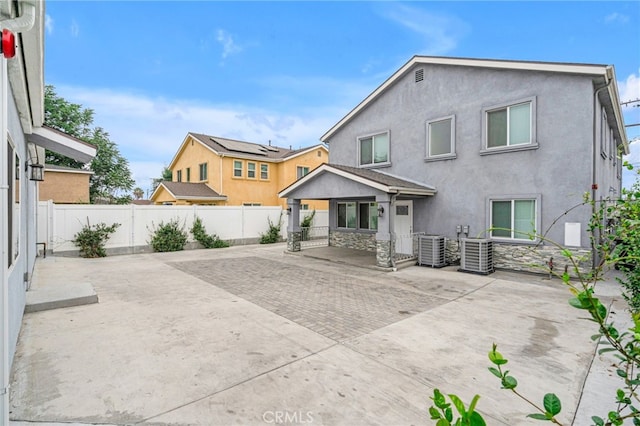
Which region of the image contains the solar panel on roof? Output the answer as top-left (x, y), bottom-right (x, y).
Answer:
top-left (211, 137), bottom-right (267, 156)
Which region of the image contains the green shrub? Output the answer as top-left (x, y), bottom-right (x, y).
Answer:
top-left (259, 213), bottom-right (282, 244)
top-left (190, 216), bottom-right (229, 249)
top-left (72, 219), bottom-right (120, 258)
top-left (301, 209), bottom-right (316, 228)
top-left (149, 218), bottom-right (188, 252)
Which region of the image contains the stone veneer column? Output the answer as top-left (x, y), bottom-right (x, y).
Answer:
top-left (286, 198), bottom-right (302, 252)
top-left (376, 239), bottom-right (392, 268)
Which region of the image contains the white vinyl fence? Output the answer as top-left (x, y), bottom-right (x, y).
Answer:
top-left (37, 201), bottom-right (328, 255)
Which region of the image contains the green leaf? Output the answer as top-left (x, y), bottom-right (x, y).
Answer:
top-left (502, 375), bottom-right (518, 389)
top-left (543, 393), bottom-right (561, 416)
top-left (448, 394), bottom-right (466, 416)
top-left (488, 367), bottom-right (502, 378)
top-left (429, 407), bottom-right (442, 420)
top-left (591, 416), bottom-right (604, 426)
top-left (598, 347), bottom-right (618, 355)
top-left (527, 413), bottom-right (549, 420)
top-left (469, 411), bottom-right (486, 426)
top-left (436, 419), bottom-right (450, 426)
top-left (569, 297), bottom-right (588, 309)
top-left (488, 348), bottom-right (508, 365)
top-left (617, 369), bottom-right (628, 378)
top-left (445, 407), bottom-right (453, 422)
top-left (468, 394), bottom-right (481, 414)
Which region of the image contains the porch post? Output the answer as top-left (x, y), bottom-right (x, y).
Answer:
top-left (375, 195), bottom-right (392, 268)
top-left (286, 198), bottom-right (302, 252)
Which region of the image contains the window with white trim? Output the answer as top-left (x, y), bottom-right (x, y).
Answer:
top-left (297, 166), bottom-right (310, 179)
top-left (7, 142), bottom-right (20, 265)
top-left (358, 131), bottom-right (389, 166)
top-left (426, 115), bottom-right (455, 159)
top-left (176, 169), bottom-right (182, 182)
top-left (247, 162), bottom-right (256, 179)
top-left (260, 164), bottom-right (269, 180)
top-left (483, 98), bottom-right (535, 152)
top-left (233, 160), bottom-right (242, 177)
top-left (199, 162), bottom-right (208, 181)
top-left (243, 202), bottom-right (261, 206)
top-left (337, 202), bottom-right (357, 229)
top-left (186, 167), bottom-right (191, 182)
top-left (490, 198), bottom-right (537, 240)
top-left (359, 202), bottom-right (378, 230)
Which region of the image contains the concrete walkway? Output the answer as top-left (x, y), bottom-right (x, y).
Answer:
top-left (8, 243), bottom-right (628, 425)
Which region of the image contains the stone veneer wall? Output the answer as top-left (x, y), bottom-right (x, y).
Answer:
top-left (329, 230), bottom-right (377, 252)
top-left (493, 243), bottom-right (591, 276)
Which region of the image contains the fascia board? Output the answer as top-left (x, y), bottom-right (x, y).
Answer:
top-left (281, 144), bottom-right (329, 162)
top-left (29, 127), bottom-right (97, 163)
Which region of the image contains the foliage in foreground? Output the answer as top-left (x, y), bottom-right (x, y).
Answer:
top-left (190, 216), bottom-right (229, 248)
top-left (259, 213), bottom-right (283, 244)
top-left (149, 218), bottom-right (188, 252)
top-left (429, 163), bottom-right (640, 425)
top-left (72, 219), bottom-right (120, 258)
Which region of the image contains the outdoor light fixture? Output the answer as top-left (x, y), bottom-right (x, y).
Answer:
top-left (377, 205), bottom-right (384, 217)
top-left (26, 149), bottom-right (44, 181)
top-left (286, 207), bottom-right (292, 215)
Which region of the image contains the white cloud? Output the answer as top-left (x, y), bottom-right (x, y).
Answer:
top-left (70, 19), bottom-right (79, 37)
top-left (45, 14), bottom-right (53, 35)
top-left (53, 85), bottom-right (338, 194)
top-left (381, 4), bottom-right (470, 55)
top-left (619, 69), bottom-right (640, 105)
top-left (605, 12), bottom-right (629, 24)
top-left (216, 29), bottom-right (242, 59)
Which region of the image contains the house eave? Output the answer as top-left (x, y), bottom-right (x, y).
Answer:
top-left (27, 126), bottom-right (97, 163)
top-left (321, 55), bottom-right (615, 142)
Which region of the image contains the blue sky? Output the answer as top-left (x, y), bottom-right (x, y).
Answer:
top-left (44, 1), bottom-right (640, 196)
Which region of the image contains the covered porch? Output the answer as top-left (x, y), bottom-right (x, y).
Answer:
top-left (278, 164), bottom-right (436, 268)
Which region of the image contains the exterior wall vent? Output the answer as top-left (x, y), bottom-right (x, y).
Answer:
top-left (418, 235), bottom-right (446, 267)
top-left (415, 68), bottom-right (424, 83)
top-left (459, 238), bottom-right (494, 274)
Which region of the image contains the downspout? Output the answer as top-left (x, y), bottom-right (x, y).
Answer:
top-left (390, 194), bottom-right (397, 269)
top-left (219, 154), bottom-right (224, 204)
top-left (592, 77), bottom-right (612, 270)
top-left (0, 2), bottom-right (37, 423)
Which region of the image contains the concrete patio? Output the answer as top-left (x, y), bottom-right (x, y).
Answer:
top-left (9, 243), bottom-right (628, 425)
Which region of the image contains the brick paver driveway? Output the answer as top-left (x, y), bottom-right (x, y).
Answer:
top-left (170, 256), bottom-right (444, 341)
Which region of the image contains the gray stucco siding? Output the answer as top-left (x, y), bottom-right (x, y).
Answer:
top-left (284, 171), bottom-right (387, 200)
top-left (327, 64), bottom-right (599, 248)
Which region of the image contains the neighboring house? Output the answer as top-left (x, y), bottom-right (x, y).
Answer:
top-left (151, 132), bottom-right (328, 209)
top-left (39, 164), bottom-right (93, 203)
top-left (280, 56), bottom-right (628, 272)
top-left (0, 1), bottom-right (97, 421)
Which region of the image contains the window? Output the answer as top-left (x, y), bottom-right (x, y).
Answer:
top-left (247, 162), bottom-right (256, 179)
top-left (490, 199), bottom-right (537, 240)
top-left (426, 116), bottom-right (455, 159)
top-left (7, 143), bottom-right (19, 265)
top-left (233, 160), bottom-right (242, 177)
top-left (176, 170), bottom-right (182, 182)
top-left (297, 166), bottom-right (310, 179)
top-left (301, 204), bottom-right (309, 210)
top-left (243, 203), bottom-right (261, 206)
top-left (337, 202), bottom-right (357, 229)
top-left (359, 202), bottom-right (378, 231)
top-left (260, 164), bottom-right (269, 180)
top-left (186, 167), bottom-right (191, 182)
top-left (483, 98), bottom-right (535, 153)
top-left (359, 131), bottom-right (389, 166)
top-left (601, 108), bottom-right (608, 158)
top-left (199, 163), bottom-right (208, 181)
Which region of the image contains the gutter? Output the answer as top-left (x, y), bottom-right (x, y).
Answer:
top-left (591, 77), bottom-right (612, 270)
top-left (0, 2), bottom-right (36, 423)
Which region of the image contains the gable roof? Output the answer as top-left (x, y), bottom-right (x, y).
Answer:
top-left (278, 163), bottom-right (436, 198)
top-left (320, 55), bottom-right (628, 152)
top-left (168, 132), bottom-right (328, 169)
top-left (154, 182), bottom-right (227, 201)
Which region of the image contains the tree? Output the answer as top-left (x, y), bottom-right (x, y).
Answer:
top-left (133, 187), bottom-right (144, 200)
top-left (43, 85), bottom-right (134, 204)
top-left (151, 166), bottom-right (172, 194)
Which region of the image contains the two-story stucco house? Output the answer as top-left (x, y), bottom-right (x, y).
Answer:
top-left (1, 1), bottom-right (97, 420)
top-left (151, 132), bottom-right (328, 209)
top-left (280, 56), bottom-right (628, 272)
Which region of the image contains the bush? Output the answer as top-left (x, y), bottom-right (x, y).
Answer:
top-left (301, 209), bottom-right (316, 228)
top-left (149, 218), bottom-right (188, 252)
top-left (259, 213), bottom-right (282, 244)
top-left (190, 216), bottom-right (229, 249)
top-left (72, 219), bottom-right (120, 258)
